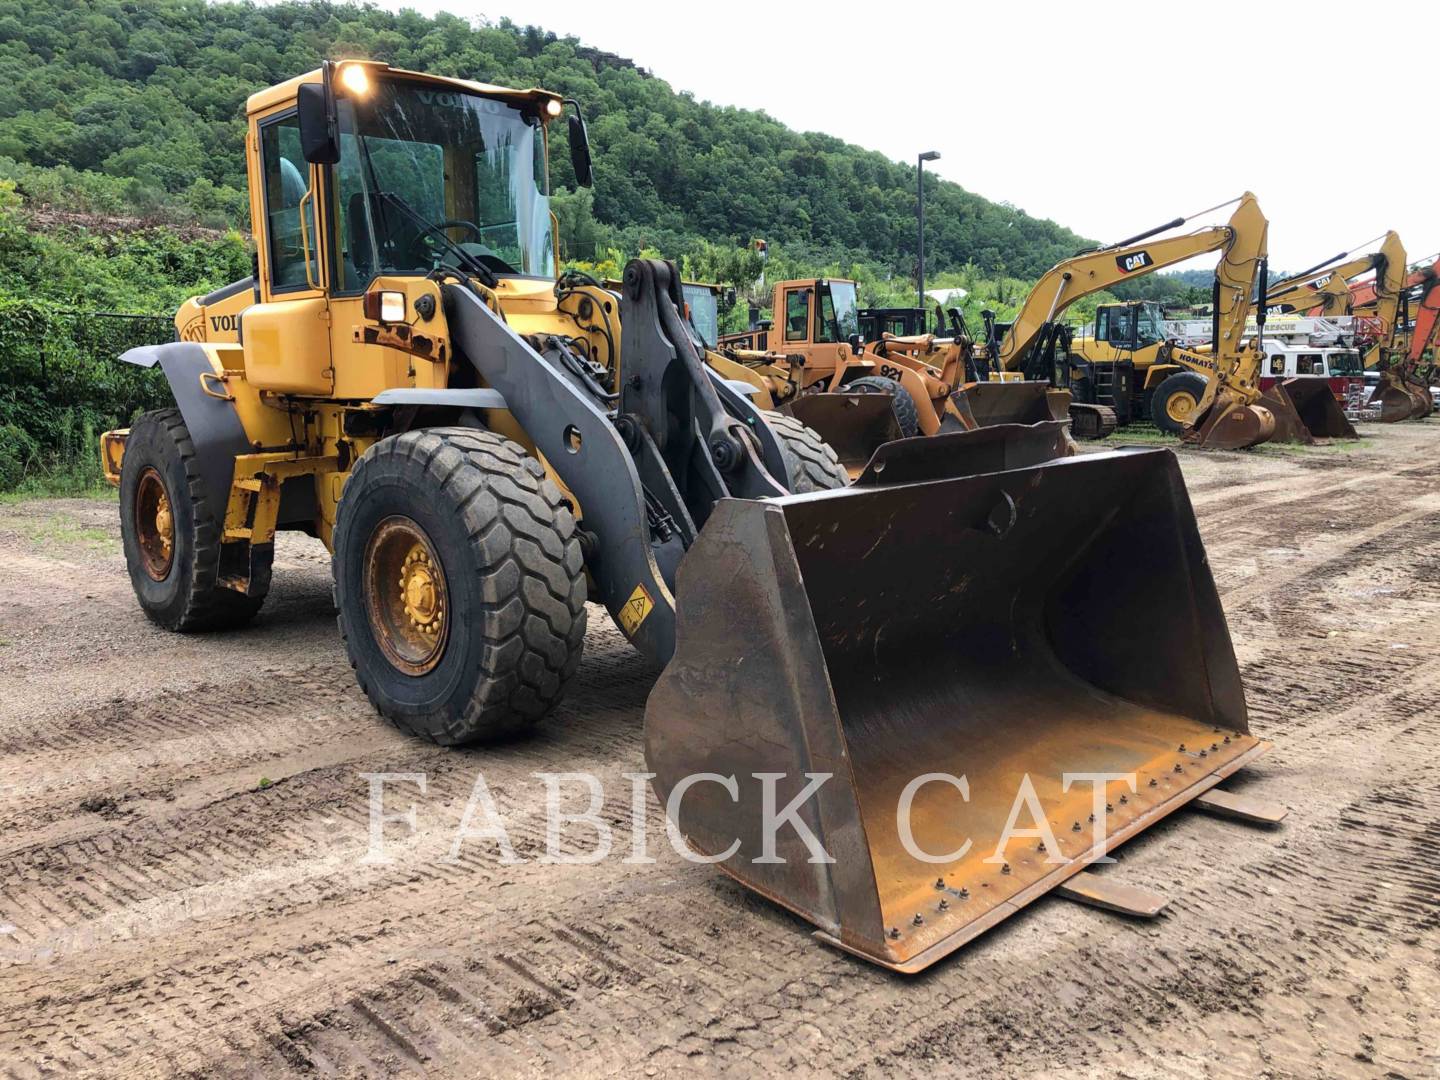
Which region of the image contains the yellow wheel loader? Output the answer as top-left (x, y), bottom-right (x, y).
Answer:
top-left (102, 61), bottom-right (1274, 973)
top-left (713, 278), bottom-right (1088, 473)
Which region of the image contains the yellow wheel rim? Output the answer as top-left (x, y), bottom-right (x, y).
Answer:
top-left (1166, 391), bottom-right (1199, 423)
top-left (135, 467), bottom-right (175, 581)
top-left (364, 516), bottom-right (450, 676)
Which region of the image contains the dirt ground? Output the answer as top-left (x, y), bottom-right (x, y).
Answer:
top-left (2, 422), bottom-right (1438, 1079)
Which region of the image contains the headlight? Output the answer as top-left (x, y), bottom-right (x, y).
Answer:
top-left (364, 289), bottom-right (407, 323)
top-left (339, 64), bottom-right (370, 96)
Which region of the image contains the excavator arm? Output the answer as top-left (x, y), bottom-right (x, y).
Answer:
top-left (994, 194), bottom-right (1264, 372)
top-left (1264, 235), bottom-right (1400, 316)
top-left (1344, 236), bottom-right (1429, 419)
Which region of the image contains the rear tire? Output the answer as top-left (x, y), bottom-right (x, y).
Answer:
top-left (333, 428), bottom-right (587, 745)
top-left (1150, 372), bottom-right (1209, 434)
top-left (847, 375), bottom-right (919, 438)
top-left (763, 413), bottom-right (848, 492)
top-left (119, 408), bottom-right (269, 631)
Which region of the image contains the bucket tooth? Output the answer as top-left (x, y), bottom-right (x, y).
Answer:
top-left (645, 437), bottom-right (1265, 973)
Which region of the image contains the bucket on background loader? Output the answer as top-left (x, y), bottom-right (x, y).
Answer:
top-left (644, 423), bottom-right (1267, 973)
top-left (784, 393), bottom-right (904, 475)
top-left (948, 381), bottom-right (1071, 429)
top-left (1260, 378), bottom-right (1359, 443)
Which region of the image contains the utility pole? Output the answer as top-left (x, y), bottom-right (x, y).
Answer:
top-left (917, 151), bottom-right (940, 310)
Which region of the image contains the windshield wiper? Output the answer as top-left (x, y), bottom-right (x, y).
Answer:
top-left (354, 133), bottom-right (499, 289)
top-left (377, 191), bottom-right (500, 289)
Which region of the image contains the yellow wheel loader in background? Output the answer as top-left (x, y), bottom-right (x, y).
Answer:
top-left (101, 61), bottom-right (1273, 973)
top-left (716, 278), bottom-right (1116, 451)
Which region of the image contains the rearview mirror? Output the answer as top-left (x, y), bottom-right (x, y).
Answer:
top-left (297, 78), bottom-right (340, 165)
top-left (567, 106), bottom-right (593, 188)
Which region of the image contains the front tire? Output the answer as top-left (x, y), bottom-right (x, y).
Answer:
top-left (847, 375), bottom-right (919, 439)
top-left (763, 413), bottom-right (848, 492)
top-left (333, 428), bottom-right (587, 745)
top-left (119, 408), bottom-right (269, 631)
top-left (1150, 372), bottom-right (1209, 434)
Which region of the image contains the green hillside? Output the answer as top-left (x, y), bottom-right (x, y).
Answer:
top-left (0, 0), bottom-right (1092, 278)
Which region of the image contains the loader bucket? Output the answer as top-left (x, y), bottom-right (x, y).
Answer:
top-left (785, 393), bottom-right (905, 473)
top-left (947, 381), bottom-right (1070, 428)
top-left (1182, 397), bottom-right (1276, 450)
top-left (645, 432), bottom-right (1266, 974)
top-left (1260, 379), bottom-right (1358, 443)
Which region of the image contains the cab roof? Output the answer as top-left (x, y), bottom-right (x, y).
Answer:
top-left (245, 61), bottom-right (563, 117)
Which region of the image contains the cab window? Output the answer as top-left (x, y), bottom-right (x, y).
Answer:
top-left (1098, 307), bottom-right (1135, 347)
top-left (1269, 355), bottom-right (1286, 375)
top-left (259, 114), bottom-right (317, 291)
top-left (785, 289), bottom-right (811, 342)
top-left (1297, 354), bottom-right (1324, 375)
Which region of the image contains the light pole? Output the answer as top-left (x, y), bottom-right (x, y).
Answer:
top-left (917, 150), bottom-right (940, 311)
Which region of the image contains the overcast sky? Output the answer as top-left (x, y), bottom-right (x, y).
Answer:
top-left (378, 0), bottom-right (1435, 274)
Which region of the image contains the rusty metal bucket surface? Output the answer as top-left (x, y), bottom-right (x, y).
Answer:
top-left (785, 393), bottom-right (904, 474)
top-left (1183, 398), bottom-right (1276, 450)
top-left (1371, 375), bottom-right (1424, 422)
top-left (645, 439), bottom-right (1264, 973)
top-left (948, 381), bottom-right (1070, 429)
top-left (1260, 379), bottom-right (1358, 443)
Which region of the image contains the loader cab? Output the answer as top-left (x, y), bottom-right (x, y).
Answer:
top-left (1095, 302), bottom-right (1167, 352)
top-left (775, 279), bottom-right (860, 347)
top-left (240, 62), bottom-right (579, 398)
top-left (858, 307), bottom-right (929, 342)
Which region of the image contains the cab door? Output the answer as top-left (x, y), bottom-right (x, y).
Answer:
top-left (242, 106), bottom-right (334, 396)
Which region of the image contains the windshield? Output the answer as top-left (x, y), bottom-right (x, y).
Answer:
top-left (1135, 303), bottom-right (1166, 346)
top-left (817, 281), bottom-right (860, 343)
top-left (1330, 349), bottom-right (1362, 376)
top-left (332, 78), bottom-right (554, 290)
top-left (682, 284), bottom-right (720, 348)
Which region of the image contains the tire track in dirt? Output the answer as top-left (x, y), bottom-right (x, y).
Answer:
top-left (3, 428), bottom-right (1439, 1078)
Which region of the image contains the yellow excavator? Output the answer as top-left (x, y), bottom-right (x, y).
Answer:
top-left (1052, 195), bottom-right (1354, 446)
top-left (1265, 233), bottom-right (1429, 420)
top-left (99, 61), bottom-right (1274, 974)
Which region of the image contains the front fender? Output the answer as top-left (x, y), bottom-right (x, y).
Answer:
top-left (120, 342), bottom-right (250, 518)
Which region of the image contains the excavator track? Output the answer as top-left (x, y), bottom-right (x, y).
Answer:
top-left (1068, 402), bottom-right (1117, 440)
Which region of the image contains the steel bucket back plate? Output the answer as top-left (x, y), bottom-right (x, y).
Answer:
top-left (645, 445), bottom-right (1262, 973)
top-left (786, 394), bottom-right (905, 473)
top-left (950, 382), bottom-right (1069, 427)
top-left (1261, 380), bottom-right (1357, 442)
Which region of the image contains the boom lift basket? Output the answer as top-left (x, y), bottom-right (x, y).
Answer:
top-left (645, 429), bottom-right (1266, 973)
